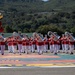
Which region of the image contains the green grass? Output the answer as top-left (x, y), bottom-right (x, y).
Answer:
top-left (0, 33), bottom-right (33, 37)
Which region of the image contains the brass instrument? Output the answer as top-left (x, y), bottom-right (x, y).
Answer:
top-left (33, 32), bottom-right (43, 41)
top-left (0, 13), bottom-right (3, 19)
top-left (48, 31), bottom-right (59, 41)
top-left (65, 32), bottom-right (75, 41)
top-left (12, 32), bottom-right (22, 39)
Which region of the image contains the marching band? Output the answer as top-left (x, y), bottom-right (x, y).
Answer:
top-left (0, 13), bottom-right (75, 55)
top-left (0, 31), bottom-right (75, 55)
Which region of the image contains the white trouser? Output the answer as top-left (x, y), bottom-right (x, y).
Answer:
top-left (53, 44), bottom-right (58, 53)
top-left (69, 45), bottom-right (74, 53)
top-left (42, 45), bottom-right (44, 52)
top-left (44, 44), bottom-right (48, 52)
top-left (62, 44), bottom-right (65, 52)
top-left (58, 45), bottom-right (60, 50)
top-left (12, 45), bottom-right (17, 53)
top-left (1, 45), bottom-right (5, 54)
top-left (31, 44), bottom-right (35, 52)
top-left (18, 44), bottom-right (22, 53)
top-left (22, 45), bottom-right (26, 52)
top-left (57, 45), bottom-right (60, 52)
top-left (8, 46), bottom-right (12, 52)
top-left (29, 45), bottom-right (32, 52)
top-left (64, 44), bottom-right (69, 52)
top-left (0, 45), bottom-right (1, 52)
top-left (25, 45), bottom-right (30, 53)
top-left (37, 45), bottom-right (43, 54)
top-left (50, 45), bottom-right (54, 52)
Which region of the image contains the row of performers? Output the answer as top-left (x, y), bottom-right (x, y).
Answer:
top-left (0, 33), bottom-right (74, 55)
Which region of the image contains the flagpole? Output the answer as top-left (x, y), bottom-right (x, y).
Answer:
top-left (0, 13), bottom-right (4, 33)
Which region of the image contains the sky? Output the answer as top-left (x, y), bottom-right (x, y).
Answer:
top-left (43, 0), bottom-right (48, 1)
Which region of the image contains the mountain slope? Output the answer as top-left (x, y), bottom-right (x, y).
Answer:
top-left (0, 0), bottom-right (75, 12)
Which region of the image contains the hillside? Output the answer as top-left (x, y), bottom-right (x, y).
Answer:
top-left (0, 0), bottom-right (75, 35)
top-left (0, 0), bottom-right (75, 12)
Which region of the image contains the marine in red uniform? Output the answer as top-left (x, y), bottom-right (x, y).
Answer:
top-left (17, 37), bottom-right (22, 55)
top-left (11, 37), bottom-right (17, 54)
top-left (22, 35), bottom-right (30, 54)
top-left (61, 34), bottom-right (69, 53)
top-left (48, 36), bottom-right (54, 53)
top-left (30, 37), bottom-right (36, 53)
top-left (6, 37), bottom-right (13, 53)
top-left (68, 36), bottom-right (74, 54)
top-left (43, 35), bottom-right (48, 53)
top-left (33, 32), bottom-right (43, 55)
top-left (0, 36), bottom-right (5, 55)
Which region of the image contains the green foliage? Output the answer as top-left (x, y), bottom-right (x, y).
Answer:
top-left (1, 0), bottom-right (75, 12)
top-left (1, 11), bottom-right (75, 36)
top-left (4, 25), bottom-right (13, 33)
top-left (0, 0), bottom-right (75, 35)
top-left (36, 25), bottom-right (64, 35)
top-left (70, 27), bottom-right (75, 36)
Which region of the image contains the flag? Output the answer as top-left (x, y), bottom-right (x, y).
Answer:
top-left (0, 26), bottom-right (4, 32)
top-left (0, 21), bottom-right (2, 26)
top-left (0, 21), bottom-right (4, 32)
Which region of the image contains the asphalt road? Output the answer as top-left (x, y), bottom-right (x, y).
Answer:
top-left (0, 67), bottom-right (75, 75)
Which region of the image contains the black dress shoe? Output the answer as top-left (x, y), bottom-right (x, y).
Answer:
top-left (27, 52), bottom-right (29, 54)
top-left (24, 51), bottom-right (25, 53)
top-left (32, 51), bottom-right (35, 53)
top-left (51, 51), bottom-right (53, 53)
top-left (63, 52), bottom-right (65, 53)
top-left (20, 53), bottom-right (21, 55)
top-left (2, 53), bottom-right (4, 55)
top-left (58, 51), bottom-right (60, 53)
top-left (46, 51), bottom-right (48, 53)
top-left (66, 52), bottom-right (69, 54)
top-left (39, 53), bottom-right (41, 55)
top-left (38, 52), bottom-right (41, 55)
top-left (70, 52), bottom-right (73, 55)
top-left (54, 53), bottom-right (57, 55)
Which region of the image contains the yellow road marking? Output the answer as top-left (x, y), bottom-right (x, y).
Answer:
top-left (27, 64), bottom-right (54, 67)
top-left (26, 63), bottom-right (75, 67)
top-left (0, 64), bottom-right (12, 66)
top-left (0, 63), bottom-right (75, 67)
top-left (15, 60), bottom-right (19, 61)
top-left (15, 64), bottom-right (23, 66)
top-left (7, 64), bottom-right (12, 66)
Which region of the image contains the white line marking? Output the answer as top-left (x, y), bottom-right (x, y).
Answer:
top-left (0, 66), bottom-right (75, 68)
top-left (39, 66), bottom-right (75, 68)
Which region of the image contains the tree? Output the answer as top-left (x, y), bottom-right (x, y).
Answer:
top-left (23, 28), bottom-right (30, 33)
top-left (70, 27), bottom-right (75, 36)
top-left (36, 25), bottom-right (64, 35)
top-left (4, 25), bottom-right (13, 33)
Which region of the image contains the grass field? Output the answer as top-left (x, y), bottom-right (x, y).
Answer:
top-left (0, 33), bottom-right (33, 37)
